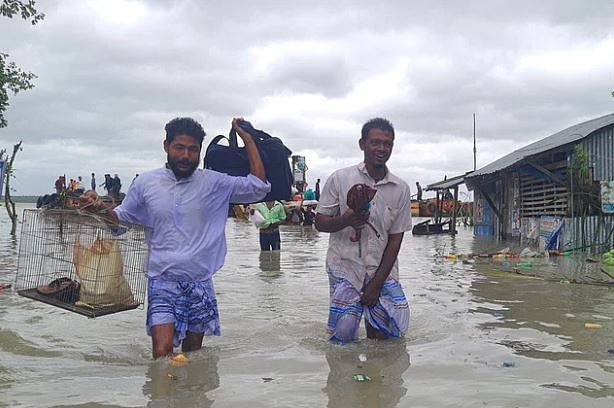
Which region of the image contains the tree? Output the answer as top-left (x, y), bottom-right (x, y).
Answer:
top-left (0, 1), bottom-right (43, 234)
top-left (0, 54), bottom-right (37, 128)
top-left (0, 0), bottom-right (44, 23)
top-left (0, 0), bottom-right (44, 128)
top-left (1, 141), bottom-right (22, 235)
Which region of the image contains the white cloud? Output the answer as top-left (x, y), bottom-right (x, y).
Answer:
top-left (0, 0), bottom-right (613, 195)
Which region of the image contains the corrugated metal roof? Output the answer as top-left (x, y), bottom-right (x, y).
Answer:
top-left (466, 112), bottom-right (614, 178)
top-left (426, 172), bottom-right (471, 191)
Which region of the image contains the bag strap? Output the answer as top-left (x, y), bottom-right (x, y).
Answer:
top-left (209, 134), bottom-right (228, 147)
top-left (206, 122), bottom-right (274, 154)
top-left (204, 134), bottom-right (230, 169)
top-left (229, 129), bottom-right (238, 149)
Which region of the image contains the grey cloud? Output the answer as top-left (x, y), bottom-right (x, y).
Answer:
top-left (1, 0), bottom-right (613, 195)
top-left (262, 52), bottom-right (351, 97)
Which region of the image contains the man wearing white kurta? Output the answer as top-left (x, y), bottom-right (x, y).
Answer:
top-left (316, 117), bottom-right (412, 342)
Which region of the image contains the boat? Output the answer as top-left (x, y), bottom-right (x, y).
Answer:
top-left (412, 198), bottom-right (473, 218)
top-left (37, 191), bottom-right (124, 210)
top-left (412, 219), bottom-right (454, 236)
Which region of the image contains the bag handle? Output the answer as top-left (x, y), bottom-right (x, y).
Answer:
top-left (228, 118), bottom-right (251, 148)
top-left (206, 121), bottom-right (272, 154)
top-left (204, 134), bottom-right (231, 169)
top-left (229, 129), bottom-right (239, 149)
top-left (209, 134), bottom-right (228, 147)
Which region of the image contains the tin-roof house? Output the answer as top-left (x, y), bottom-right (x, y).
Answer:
top-left (464, 113), bottom-right (614, 252)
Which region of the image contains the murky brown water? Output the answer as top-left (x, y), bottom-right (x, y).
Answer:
top-left (1, 205), bottom-right (613, 407)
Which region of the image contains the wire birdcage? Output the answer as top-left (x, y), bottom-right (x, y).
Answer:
top-left (15, 209), bottom-right (149, 318)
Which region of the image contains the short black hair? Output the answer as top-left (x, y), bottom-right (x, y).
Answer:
top-left (361, 117), bottom-right (395, 141)
top-left (165, 117), bottom-right (206, 145)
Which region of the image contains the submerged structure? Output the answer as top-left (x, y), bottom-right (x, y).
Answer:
top-left (412, 174), bottom-right (469, 236)
top-left (465, 113), bottom-right (614, 252)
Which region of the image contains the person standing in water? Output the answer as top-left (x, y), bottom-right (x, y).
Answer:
top-left (315, 117), bottom-right (412, 343)
top-left (81, 117), bottom-right (269, 358)
top-left (253, 200), bottom-right (286, 251)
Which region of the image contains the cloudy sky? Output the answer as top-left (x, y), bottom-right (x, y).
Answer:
top-left (1, 0), bottom-right (613, 197)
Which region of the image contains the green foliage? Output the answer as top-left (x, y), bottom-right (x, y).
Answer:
top-left (0, 0), bottom-right (44, 24)
top-left (0, 0), bottom-right (44, 128)
top-left (0, 53), bottom-right (37, 128)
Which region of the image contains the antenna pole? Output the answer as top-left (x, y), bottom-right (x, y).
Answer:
top-left (473, 113), bottom-right (476, 171)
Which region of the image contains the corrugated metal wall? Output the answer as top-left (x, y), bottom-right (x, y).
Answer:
top-left (566, 125), bottom-right (614, 251)
top-left (471, 123), bottom-right (614, 245)
top-left (582, 124), bottom-right (614, 181)
top-left (560, 215), bottom-right (614, 252)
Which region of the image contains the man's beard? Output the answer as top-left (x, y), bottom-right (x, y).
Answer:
top-left (167, 156), bottom-right (199, 179)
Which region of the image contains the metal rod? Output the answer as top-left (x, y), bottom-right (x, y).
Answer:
top-left (473, 113), bottom-right (476, 171)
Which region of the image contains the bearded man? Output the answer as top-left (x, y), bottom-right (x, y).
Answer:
top-left (81, 117), bottom-right (269, 358)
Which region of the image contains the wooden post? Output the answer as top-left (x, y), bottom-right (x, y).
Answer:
top-left (435, 191), bottom-right (440, 224)
top-left (451, 186), bottom-right (458, 234)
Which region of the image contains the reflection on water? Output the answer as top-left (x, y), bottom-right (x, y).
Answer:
top-left (470, 266), bottom-right (614, 361)
top-left (0, 208), bottom-right (613, 406)
top-left (259, 250), bottom-right (281, 277)
top-left (542, 376), bottom-right (614, 399)
top-left (143, 349), bottom-right (220, 408)
top-left (323, 340), bottom-right (410, 408)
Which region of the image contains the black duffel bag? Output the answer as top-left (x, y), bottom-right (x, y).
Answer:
top-left (204, 120), bottom-right (293, 202)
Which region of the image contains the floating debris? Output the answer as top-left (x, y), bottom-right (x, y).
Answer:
top-left (352, 374), bottom-right (371, 382)
top-left (171, 353), bottom-right (189, 365)
top-left (517, 261), bottom-right (533, 269)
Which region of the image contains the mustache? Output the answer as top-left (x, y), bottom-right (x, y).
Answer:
top-left (173, 158), bottom-right (198, 166)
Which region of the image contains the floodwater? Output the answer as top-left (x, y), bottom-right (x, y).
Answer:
top-left (1, 203), bottom-right (613, 407)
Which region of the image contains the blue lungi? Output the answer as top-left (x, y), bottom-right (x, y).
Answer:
top-left (327, 271), bottom-right (410, 343)
top-left (147, 278), bottom-right (221, 348)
